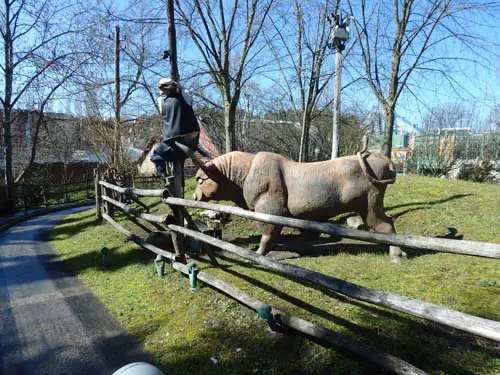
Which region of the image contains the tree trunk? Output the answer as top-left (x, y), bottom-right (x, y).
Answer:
top-left (224, 101), bottom-right (237, 153)
top-left (3, 3), bottom-right (15, 206)
top-left (2, 112), bottom-right (13, 185)
top-left (382, 105), bottom-right (395, 158)
top-left (299, 111), bottom-right (310, 162)
top-left (14, 112), bottom-right (45, 184)
top-left (113, 26), bottom-right (121, 168)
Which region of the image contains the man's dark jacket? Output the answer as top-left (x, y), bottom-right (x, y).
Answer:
top-left (152, 92), bottom-right (199, 164)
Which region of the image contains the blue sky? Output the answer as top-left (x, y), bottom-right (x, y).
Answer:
top-left (7, 0), bottom-right (498, 130)
top-left (171, 0), bottom-right (500, 128)
top-left (337, 3), bottom-right (500, 127)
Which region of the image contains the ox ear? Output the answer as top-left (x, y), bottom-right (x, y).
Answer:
top-left (201, 162), bottom-right (222, 181)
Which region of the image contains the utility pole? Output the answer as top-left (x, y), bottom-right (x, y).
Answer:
top-left (331, 47), bottom-right (342, 159)
top-left (165, 0), bottom-right (179, 82)
top-left (113, 25), bottom-right (121, 167)
top-left (165, 0), bottom-right (186, 263)
top-left (328, 12), bottom-right (350, 159)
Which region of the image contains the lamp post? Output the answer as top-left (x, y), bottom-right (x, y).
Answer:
top-left (329, 12), bottom-right (350, 159)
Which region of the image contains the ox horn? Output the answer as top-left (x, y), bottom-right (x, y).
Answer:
top-left (174, 141), bottom-right (206, 168)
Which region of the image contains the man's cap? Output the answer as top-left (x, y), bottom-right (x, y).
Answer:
top-left (158, 77), bottom-right (177, 87)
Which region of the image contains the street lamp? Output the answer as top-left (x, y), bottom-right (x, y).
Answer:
top-left (328, 12), bottom-right (351, 159)
top-left (329, 12), bottom-right (351, 50)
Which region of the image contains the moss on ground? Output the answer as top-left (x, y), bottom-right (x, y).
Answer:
top-left (51, 176), bottom-right (500, 375)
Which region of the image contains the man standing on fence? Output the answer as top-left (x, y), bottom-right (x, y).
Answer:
top-left (151, 78), bottom-right (200, 181)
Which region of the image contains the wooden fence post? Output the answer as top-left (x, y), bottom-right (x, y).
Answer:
top-left (102, 170), bottom-right (114, 217)
top-left (94, 169), bottom-right (102, 221)
top-left (170, 159), bottom-right (186, 263)
top-left (109, 170), bottom-right (116, 217)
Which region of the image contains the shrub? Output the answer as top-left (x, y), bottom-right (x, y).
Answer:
top-left (457, 157), bottom-right (493, 183)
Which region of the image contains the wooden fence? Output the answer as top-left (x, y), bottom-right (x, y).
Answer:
top-left (0, 175), bottom-right (160, 214)
top-left (96, 176), bottom-right (500, 375)
top-left (0, 179), bottom-right (94, 212)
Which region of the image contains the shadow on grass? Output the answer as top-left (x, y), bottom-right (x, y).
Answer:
top-left (0, 245), bottom-right (153, 289)
top-left (386, 194), bottom-right (474, 216)
top-left (43, 218), bottom-right (99, 241)
top-left (218, 264), bottom-right (378, 338)
top-left (153, 324), bottom-right (364, 375)
top-left (229, 233), bottom-right (433, 259)
top-left (61, 246), bottom-right (153, 274)
top-left (205, 252), bottom-right (499, 358)
top-left (145, 199), bottom-right (163, 211)
top-left (151, 319), bottom-right (477, 374)
top-left (188, 257), bottom-right (483, 375)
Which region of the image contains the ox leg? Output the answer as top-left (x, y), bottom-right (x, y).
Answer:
top-left (363, 195), bottom-right (405, 262)
top-left (256, 223), bottom-right (283, 256)
top-left (254, 198), bottom-right (286, 256)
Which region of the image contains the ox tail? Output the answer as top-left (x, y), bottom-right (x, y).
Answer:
top-left (359, 133), bottom-right (369, 154)
top-left (356, 135), bottom-right (396, 185)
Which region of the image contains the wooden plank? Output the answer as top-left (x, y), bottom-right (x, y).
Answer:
top-left (167, 224), bottom-right (500, 342)
top-left (177, 204), bottom-right (219, 266)
top-left (99, 180), bottom-right (164, 197)
top-left (104, 193), bottom-right (217, 264)
top-left (164, 197), bottom-right (500, 259)
top-left (101, 196), bottom-right (171, 224)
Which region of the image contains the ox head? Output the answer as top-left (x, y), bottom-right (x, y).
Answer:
top-left (176, 141), bottom-right (248, 208)
top-left (193, 162), bottom-right (226, 201)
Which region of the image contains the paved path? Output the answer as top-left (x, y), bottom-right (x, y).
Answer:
top-left (0, 207), bottom-right (152, 375)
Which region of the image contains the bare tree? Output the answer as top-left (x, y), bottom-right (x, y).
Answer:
top-left (176, 0), bottom-right (274, 153)
top-left (0, 0), bottom-right (92, 205)
top-left (264, 0), bottom-right (335, 161)
top-left (72, 1), bottom-right (169, 172)
top-left (410, 103), bottom-right (488, 176)
top-left (422, 103), bottom-right (478, 133)
top-left (487, 104), bottom-right (500, 131)
top-left (346, 0), bottom-right (498, 157)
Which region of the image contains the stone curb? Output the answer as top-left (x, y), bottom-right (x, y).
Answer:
top-left (0, 200), bottom-right (94, 233)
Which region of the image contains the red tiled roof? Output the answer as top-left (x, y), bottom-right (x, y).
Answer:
top-left (198, 120), bottom-right (219, 157)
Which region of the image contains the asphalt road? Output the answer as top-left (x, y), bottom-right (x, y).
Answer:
top-left (0, 207), bottom-right (152, 375)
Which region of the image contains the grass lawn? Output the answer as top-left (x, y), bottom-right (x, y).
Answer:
top-left (50, 175), bottom-right (500, 375)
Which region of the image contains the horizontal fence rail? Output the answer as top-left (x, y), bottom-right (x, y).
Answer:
top-left (98, 179), bottom-right (500, 259)
top-left (101, 196), bottom-right (171, 224)
top-left (164, 197), bottom-right (500, 259)
top-left (99, 181), bottom-right (163, 197)
top-left (101, 212), bottom-right (428, 375)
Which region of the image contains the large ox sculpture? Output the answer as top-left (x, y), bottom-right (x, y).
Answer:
top-left (179, 139), bottom-right (403, 261)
